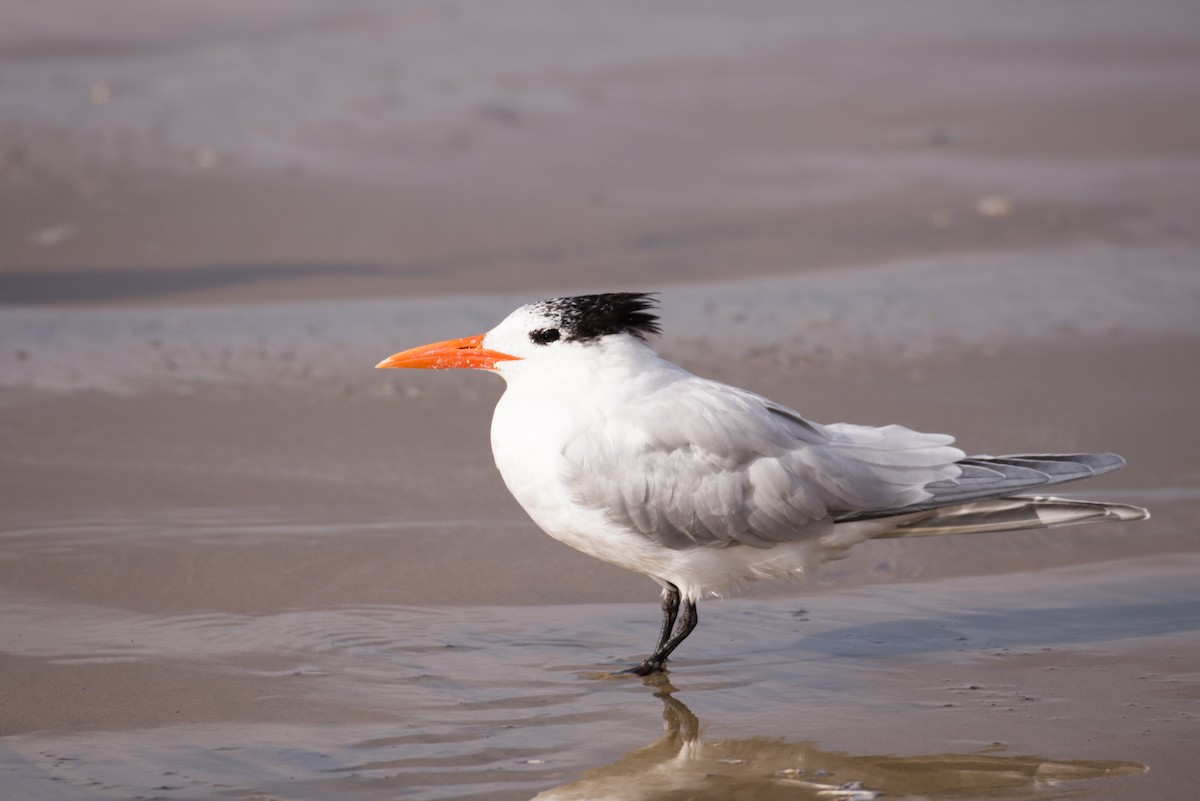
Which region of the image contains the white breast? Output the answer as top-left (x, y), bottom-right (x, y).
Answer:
top-left (487, 339), bottom-right (865, 599)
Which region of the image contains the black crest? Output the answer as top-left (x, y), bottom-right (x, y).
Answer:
top-left (535, 292), bottom-right (661, 343)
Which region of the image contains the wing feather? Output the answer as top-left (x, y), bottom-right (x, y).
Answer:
top-left (564, 375), bottom-right (964, 550)
top-left (837, 453), bottom-right (1127, 522)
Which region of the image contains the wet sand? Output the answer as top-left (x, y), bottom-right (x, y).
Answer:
top-left (2, 556), bottom-right (1191, 800)
top-left (3, 1), bottom-right (1200, 799)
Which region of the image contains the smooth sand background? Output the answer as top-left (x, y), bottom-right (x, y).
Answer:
top-left (2, 1), bottom-right (1199, 798)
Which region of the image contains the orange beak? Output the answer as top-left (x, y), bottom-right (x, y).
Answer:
top-left (375, 333), bottom-right (520, 371)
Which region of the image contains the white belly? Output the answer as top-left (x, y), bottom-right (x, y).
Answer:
top-left (488, 373), bottom-right (879, 600)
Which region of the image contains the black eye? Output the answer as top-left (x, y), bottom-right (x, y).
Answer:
top-left (529, 328), bottom-right (561, 345)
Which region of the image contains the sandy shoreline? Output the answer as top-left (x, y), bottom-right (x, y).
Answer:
top-left (1, 553), bottom-right (1194, 799)
top-left (2, 324), bottom-right (1196, 797)
top-left (3, 0), bottom-right (1199, 798)
top-left (6, 1), bottom-right (1200, 306)
top-left (2, 332), bottom-right (1196, 608)
top-left (3, 282), bottom-right (1198, 799)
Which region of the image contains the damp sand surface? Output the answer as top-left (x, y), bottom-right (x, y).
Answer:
top-left (0, 548), bottom-right (1190, 801)
top-left (2, 336), bottom-right (1198, 799)
top-left (3, 0), bottom-right (1200, 797)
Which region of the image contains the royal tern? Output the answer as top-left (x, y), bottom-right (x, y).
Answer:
top-left (377, 293), bottom-right (1148, 675)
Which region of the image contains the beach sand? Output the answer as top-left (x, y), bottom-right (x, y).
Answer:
top-left (2, 1), bottom-right (1198, 798)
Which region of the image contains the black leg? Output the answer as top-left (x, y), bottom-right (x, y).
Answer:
top-left (657, 600), bottom-right (698, 662)
top-left (653, 586), bottom-right (681, 654)
top-left (626, 595), bottom-right (699, 676)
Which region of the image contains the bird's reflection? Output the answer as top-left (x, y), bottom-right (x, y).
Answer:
top-left (532, 686), bottom-right (1142, 800)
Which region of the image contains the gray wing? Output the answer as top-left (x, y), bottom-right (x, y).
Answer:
top-left (562, 375), bottom-right (964, 550)
top-left (835, 453), bottom-right (1128, 521)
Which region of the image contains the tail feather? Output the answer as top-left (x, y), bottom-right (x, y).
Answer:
top-left (840, 452), bottom-right (1130, 521)
top-left (999, 452), bottom-right (1127, 477)
top-left (877, 495), bottom-right (1150, 539)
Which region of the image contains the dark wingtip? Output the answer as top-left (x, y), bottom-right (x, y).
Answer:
top-left (1004, 452), bottom-right (1128, 477)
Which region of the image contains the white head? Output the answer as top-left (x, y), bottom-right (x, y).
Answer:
top-left (375, 293), bottom-right (661, 375)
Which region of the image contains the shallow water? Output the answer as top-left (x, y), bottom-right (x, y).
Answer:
top-left (1, 511), bottom-right (1195, 800)
top-left (0, 691), bottom-right (1147, 801)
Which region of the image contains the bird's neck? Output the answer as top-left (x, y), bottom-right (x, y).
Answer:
top-left (491, 336), bottom-right (683, 440)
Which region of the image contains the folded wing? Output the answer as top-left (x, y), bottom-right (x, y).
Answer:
top-left (563, 376), bottom-right (965, 550)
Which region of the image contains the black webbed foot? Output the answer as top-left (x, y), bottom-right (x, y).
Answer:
top-left (620, 659), bottom-right (667, 676)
